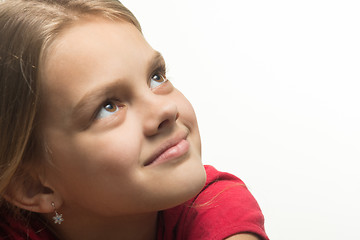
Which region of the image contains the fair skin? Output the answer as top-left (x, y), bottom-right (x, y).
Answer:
top-left (9, 17), bottom-right (259, 240)
top-left (38, 17), bottom-right (206, 240)
top-left (227, 234), bottom-right (260, 240)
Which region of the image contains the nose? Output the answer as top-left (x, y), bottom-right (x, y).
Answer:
top-left (141, 95), bottom-right (179, 137)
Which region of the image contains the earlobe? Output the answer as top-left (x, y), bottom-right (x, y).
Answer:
top-left (3, 172), bottom-right (62, 214)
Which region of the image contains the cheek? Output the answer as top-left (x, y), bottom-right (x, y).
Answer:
top-left (175, 91), bottom-right (199, 129)
top-left (42, 130), bottom-right (144, 212)
top-left (44, 128), bottom-right (141, 189)
top-left (77, 134), bottom-right (138, 168)
top-left (175, 91), bottom-right (201, 150)
top-left (182, 103), bottom-right (199, 130)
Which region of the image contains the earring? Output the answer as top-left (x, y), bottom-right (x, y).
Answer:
top-left (51, 202), bottom-right (64, 224)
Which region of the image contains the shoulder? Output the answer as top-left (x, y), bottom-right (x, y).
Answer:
top-left (159, 165), bottom-right (269, 240)
top-left (0, 208), bottom-right (56, 240)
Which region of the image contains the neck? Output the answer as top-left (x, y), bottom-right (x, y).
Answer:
top-left (44, 211), bottom-right (158, 240)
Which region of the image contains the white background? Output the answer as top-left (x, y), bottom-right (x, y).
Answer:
top-left (121, 1), bottom-right (360, 239)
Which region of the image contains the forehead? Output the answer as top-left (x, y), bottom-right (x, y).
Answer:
top-left (42, 17), bottom-right (151, 82)
top-left (40, 17), bottom-right (154, 122)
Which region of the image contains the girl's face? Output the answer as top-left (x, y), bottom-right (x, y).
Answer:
top-left (39, 17), bottom-right (206, 217)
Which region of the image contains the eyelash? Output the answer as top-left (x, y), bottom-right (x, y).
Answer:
top-left (92, 98), bottom-right (122, 121)
top-left (149, 65), bottom-right (167, 87)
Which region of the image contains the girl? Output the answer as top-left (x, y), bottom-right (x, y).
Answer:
top-left (0, 0), bottom-right (268, 239)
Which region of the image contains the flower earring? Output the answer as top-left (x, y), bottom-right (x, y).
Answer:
top-left (51, 202), bottom-right (64, 224)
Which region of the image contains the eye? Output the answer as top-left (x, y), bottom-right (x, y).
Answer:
top-left (96, 101), bottom-right (119, 119)
top-left (149, 72), bottom-right (167, 89)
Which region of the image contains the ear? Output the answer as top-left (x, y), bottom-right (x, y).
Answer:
top-left (4, 169), bottom-right (62, 214)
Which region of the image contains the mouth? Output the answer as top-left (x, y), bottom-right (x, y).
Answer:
top-left (144, 131), bottom-right (190, 167)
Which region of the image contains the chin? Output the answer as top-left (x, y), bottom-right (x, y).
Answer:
top-left (160, 159), bottom-right (206, 210)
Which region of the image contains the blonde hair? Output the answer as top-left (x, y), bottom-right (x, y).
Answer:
top-left (0, 0), bottom-right (141, 210)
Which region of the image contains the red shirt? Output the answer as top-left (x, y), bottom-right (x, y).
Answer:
top-left (1, 165), bottom-right (268, 240)
top-left (157, 165), bottom-right (269, 240)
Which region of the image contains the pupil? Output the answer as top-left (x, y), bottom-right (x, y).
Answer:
top-left (153, 74), bottom-right (161, 82)
top-left (104, 103), bottom-right (116, 112)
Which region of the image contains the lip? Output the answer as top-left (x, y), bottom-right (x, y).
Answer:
top-left (144, 131), bottom-right (190, 167)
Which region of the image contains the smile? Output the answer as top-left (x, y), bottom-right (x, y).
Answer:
top-left (145, 132), bottom-right (190, 167)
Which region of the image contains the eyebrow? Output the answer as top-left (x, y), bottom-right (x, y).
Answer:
top-left (71, 51), bottom-right (166, 125)
top-left (147, 51), bottom-right (166, 76)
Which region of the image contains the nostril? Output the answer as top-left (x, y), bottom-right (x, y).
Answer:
top-left (158, 119), bottom-right (170, 130)
top-left (158, 112), bottom-right (179, 130)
